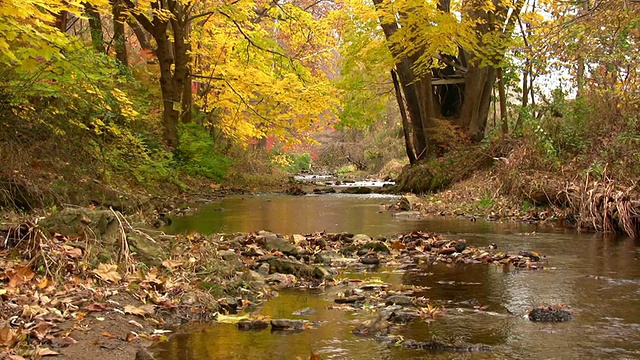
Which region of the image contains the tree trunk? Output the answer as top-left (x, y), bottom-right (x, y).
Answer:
top-left (392, 69), bottom-right (417, 165)
top-left (128, 19), bottom-right (153, 52)
top-left (459, 66), bottom-right (495, 142)
top-left (54, 11), bottom-right (68, 32)
top-left (111, 0), bottom-right (128, 67)
top-left (497, 68), bottom-right (508, 134)
top-left (155, 33), bottom-right (180, 149)
top-left (172, 17), bottom-right (192, 123)
top-left (84, 3), bottom-right (104, 53)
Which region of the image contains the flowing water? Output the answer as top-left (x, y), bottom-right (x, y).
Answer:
top-left (156, 194), bottom-right (640, 360)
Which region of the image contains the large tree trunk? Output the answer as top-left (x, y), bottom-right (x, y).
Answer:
top-left (155, 33), bottom-right (180, 149)
top-left (122, 0), bottom-right (192, 148)
top-left (111, 0), bottom-right (128, 67)
top-left (84, 3), bottom-right (104, 53)
top-left (459, 66), bottom-right (496, 141)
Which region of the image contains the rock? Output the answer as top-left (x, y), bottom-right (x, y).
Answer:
top-left (352, 312), bottom-right (391, 335)
top-left (454, 240), bottom-right (467, 252)
top-left (292, 307), bottom-right (316, 316)
top-left (270, 319), bottom-right (308, 331)
top-left (334, 295), bottom-right (365, 304)
top-left (385, 295), bottom-right (413, 306)
top-left (351, 234), bottom-right (372, 245)
top-left (393, 211), bottom-right (423, 219)
top-left (340, 187), bottom-right (372, 194)
top-left (359, 241), bottom-right (390, 254)
top-left (267, 258), bottom-right (331, 279)
top-left (257, 262), bottom-right (270, 275)
top-left (398, 194), bottom-right (422, 211)
top-left (285, 185), bottom-right (306, 195)
top-left (219, 250), bottom-right (238, 261)
top-left (388, 311), bottom-right (418, 324)
top-left (40, 208), bottom-right (119, 244)
top-left (126, 233), bottom-right (168, 267)
top-left (290, 234), bottom-right (306, 245)
top-left (263, 234), bottom-right (298, 255)
top-left (403, 339), bottom-right (491, 352)
top-left (237, 319), bottom-right (270, 331)
top-left (313, 187), bottom-right (336, 194)
top-left (360, 254), bottom-right (380, 265)
top-left (314, 250), bottom-right (341, 265)
top-left (437, 247), bottom-right (456, 255)
top-left (528, 306), bottom-right (572, 322)
top-left (519, 251), bottom-right (541, 262)
top-left (135, 347), bottom-right (156, 360)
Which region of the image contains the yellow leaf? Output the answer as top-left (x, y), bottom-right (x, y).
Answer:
top-left (92, 263), bottom-right (121, 283)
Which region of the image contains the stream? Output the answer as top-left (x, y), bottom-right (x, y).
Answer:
top-left (155, 194), bottom-right (640, 359)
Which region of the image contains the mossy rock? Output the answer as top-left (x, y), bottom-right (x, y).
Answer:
top-left (39, 208), bottom-right (120, 246)
top-left (358, 241), bottom-right (390, 254)
top-left (126, 233), bottom-right (168, 267)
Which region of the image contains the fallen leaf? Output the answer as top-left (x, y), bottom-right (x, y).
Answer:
top-left (92, 264), bottom-right (121, 283)
top-left (63, 245), bottom-right (83, 259)
top-left (0, 325), bottom-right (19, 347)
top-left (101, 332), bottom-right (117, 339)
top-left (36, 277), bottom-right (49, 289)
top-left (85, 303), bottom-right (109, 312)
top-left (125, 332), bottom-right (137, 342)
top-left (33, 347), bottom-right (60, 357)
top-left (7, 266), bottom-right (35, 288)
top-left (124, 304), bottom-right (155, 317)
top-left (214, 313), bottom-right (250, 324)
top-left (161, 259), bottom-right (184, 269)
top-left (128, 320), bottom-right (144, 329)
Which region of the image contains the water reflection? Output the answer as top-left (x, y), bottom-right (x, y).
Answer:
top-left (155, 195), bottom-right (640, 360)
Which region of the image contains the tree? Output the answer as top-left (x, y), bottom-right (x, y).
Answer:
top-left (370, 0), bottom-right (525, 161)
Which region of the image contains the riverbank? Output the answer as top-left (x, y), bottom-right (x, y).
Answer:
top-left (0, 206), bottom-right (549, 360)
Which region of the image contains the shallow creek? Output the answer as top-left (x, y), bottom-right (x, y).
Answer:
top-left (155, 194), bottom-right (640, 359)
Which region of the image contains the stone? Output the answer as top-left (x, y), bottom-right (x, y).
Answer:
top-left (359, 241), bottom-right (390, 254)
top-left (334, 295), bottom-right (365, 304)
top-left (393, 211), bottom-right (423, 219)
top-left (263, 234), bottom-right (298, 255)
top-left (267, 258), bottom-right (331, 279)
top-left (219, 250), bottom-right (238, 261)
top-left (398, 194), bottom-right (422, 211)
top-left (351, 234), bottom-right (372, 245)
top-left (257, 262), bottom-right (270, 275)
top-left (340, 186), bottom-right (372, 194)
top-left (528, 306), bottom-right (572, 322)
top-left (454, 240), bottom-right (467, 253)
top-left (270, 319), bottom-right (308, 331)
top-left (126, 233), bottom-right (167, 267)
top-left (40, 208), bottom-right (119, 245)
top-left (292, 307), bottom-right (316, 316)
top-left (385, 295), bottom-right (413, 306)
top-left (237, 319), bottom-right (269, 331)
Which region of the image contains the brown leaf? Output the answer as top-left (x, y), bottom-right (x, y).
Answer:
top-left (124, 304), bottom-right (155, 317)
top-left (63, 245), bottom-right (83, 259)
top-left (161, 259), bottom-right (184, 269)
top-left (101, 332), bottom-right (117, 339)
top-left (85, 302), bottom-right (109, 312)
top-left (0, 325), bottom-right (19, 347)
top-left (92, 264), bottom-right (121, 283)
top-left (125, 332), bottom-right (137, 342)
top-left (390, 241), bottom-right (406, 251)
top-left (36, 277), bottom-right (49, 289)
top-left (7, 266), bottom-right (35, 288)
top-left (33, 347), bottom-right (60, 357)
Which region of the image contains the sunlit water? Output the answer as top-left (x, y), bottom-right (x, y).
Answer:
top-left (156, 194), bottom-right (640, 360)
